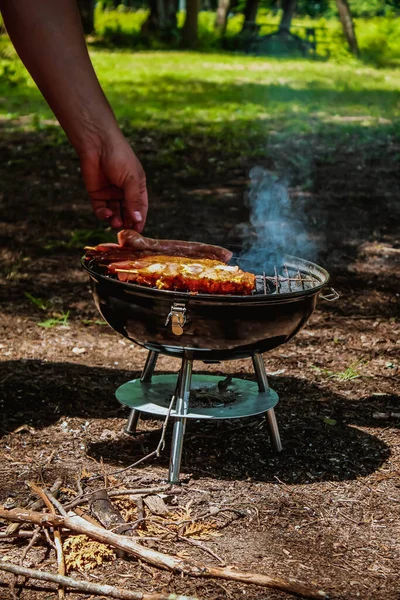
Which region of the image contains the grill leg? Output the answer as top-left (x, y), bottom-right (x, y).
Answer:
top-left (252, 353), bottom-right (283, 453)
top-left (125, 351), bottom-right (159, 435)
top-left (125, 409), bottom-right (140, 434)
top-left (168, 358), bottom-right (193, 483)
top-left (140, 350), bottom-right (159, 383)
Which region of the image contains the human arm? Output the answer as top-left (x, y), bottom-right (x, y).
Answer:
top-left (0, 0), bottom-right (147, 230)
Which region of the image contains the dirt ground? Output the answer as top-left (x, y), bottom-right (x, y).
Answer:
top-left (0, 123), bottom-right (399, 600)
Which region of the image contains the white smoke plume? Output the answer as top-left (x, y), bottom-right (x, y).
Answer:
top-left (239, 167), bottom-right (317, 271)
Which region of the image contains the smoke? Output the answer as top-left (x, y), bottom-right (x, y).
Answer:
top-left (238, 167), bottom-right (317, 272)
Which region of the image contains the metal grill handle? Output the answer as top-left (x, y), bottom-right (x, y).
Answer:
top-left (165, 302), bottom-right (187, 335)
top-left (320, 287), bottom-right (339, 302)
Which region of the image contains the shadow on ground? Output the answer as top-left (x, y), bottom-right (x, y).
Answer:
top-left (1, 360), bottom-right (395, 485)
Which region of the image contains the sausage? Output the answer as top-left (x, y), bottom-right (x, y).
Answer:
top-left (117, 230), bottom-right (233, 264)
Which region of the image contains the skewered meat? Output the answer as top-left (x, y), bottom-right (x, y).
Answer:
top-left (108, 255), bottom-right (255, 295)
top-left (117, 230), bottom-right (233, 263)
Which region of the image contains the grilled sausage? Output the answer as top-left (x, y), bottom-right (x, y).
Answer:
top-left (117, 230), bottom-right (233, 263)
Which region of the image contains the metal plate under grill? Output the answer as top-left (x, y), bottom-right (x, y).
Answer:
top-left (116, 374), bottom-right (279, 419)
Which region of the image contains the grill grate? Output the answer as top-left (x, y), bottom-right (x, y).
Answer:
top-left (255, 265), bottom-right (320, 295)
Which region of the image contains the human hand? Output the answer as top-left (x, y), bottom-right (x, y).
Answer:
top-left (79, 135), bottom-right (148, 231)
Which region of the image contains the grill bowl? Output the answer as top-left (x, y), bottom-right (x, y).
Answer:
top-left (82, 253), bottom-right (330, 360)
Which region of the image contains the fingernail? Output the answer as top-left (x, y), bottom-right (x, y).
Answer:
top-left (133, 211), bottom-right (142, 222)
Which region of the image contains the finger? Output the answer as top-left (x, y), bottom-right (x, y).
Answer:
top-left (106, 199), bottom-right (126, 229)
top-left (135, 185), bottom-right (148, 233)
top-left (109, 215), bottom-right (123, 229)
top-left (133, 179), bottom-right (148, 233)
top-left (91, 199), bottom-right (114, 222)
top-left (123, 175), bottom-right (148, 229)
top-left (88, 185), bottom-right (124, 201)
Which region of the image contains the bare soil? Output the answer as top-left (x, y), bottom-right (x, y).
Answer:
top-left (0, 123), bottom-right (399, 600)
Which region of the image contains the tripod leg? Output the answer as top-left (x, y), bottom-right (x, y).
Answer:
top-left (140, 350), bottom-right (159, 382)
top-left (125, 350), bottom-right (159, 434)
top-left (252, 353), bottom-right (283, 453)
top-left (168, 358), bottom-right (193, 483)
top-left (125, 408), bottom-right (140, 434)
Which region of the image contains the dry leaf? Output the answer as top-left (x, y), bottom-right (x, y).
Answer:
top-left (63, 535), bottom-right (115, 572)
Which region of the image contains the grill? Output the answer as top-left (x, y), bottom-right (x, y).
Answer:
top-left (82, 251), bottom-right (338, 482)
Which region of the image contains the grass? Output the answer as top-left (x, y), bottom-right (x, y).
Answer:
top-left (1, 36), bottom-right (399, 150)
top-left (38, 312), bottom-right (70, 329)
top-left (24, 291), bottom-right (70, 328)
top-left (312, 363), bottom-right (363, 381)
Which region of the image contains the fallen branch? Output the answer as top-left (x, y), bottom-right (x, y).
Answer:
top-left (29, 483), bottom-right (66, 600)
top-left (0, 562), bottom-right (198, 600)
top-left (5, 478), bottom-right (62, 535)
top-left (0, 507), bottom-right (328, 599)
top-left (89, 489), bottom-right (132, 535)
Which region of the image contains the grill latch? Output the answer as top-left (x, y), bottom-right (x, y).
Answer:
top-left (165, 302), bottom-right (187, 336)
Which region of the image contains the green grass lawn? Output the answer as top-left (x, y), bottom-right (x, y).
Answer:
top-left (1, 40), bottom-right (399, 161)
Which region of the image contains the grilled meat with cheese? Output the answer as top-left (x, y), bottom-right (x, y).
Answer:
top-left (107, 255), bottom-right (255, 295)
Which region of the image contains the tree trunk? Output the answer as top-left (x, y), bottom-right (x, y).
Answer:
top-left (77, 0), bottom-right (95, 35)
top-left (279, 0), bottom-right (297, 32)
top-left (141, 0), bottom-right (179, 35)
top-left (241, 0), bottom-right (259, 32)
top-left (182, 0), bottom-right (201, 46)
top-left (215, 0), bottom-right (230, 34)
top-left (335, 0), bottom-right (358, 56)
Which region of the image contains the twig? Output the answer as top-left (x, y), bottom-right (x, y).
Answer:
top-left (0, 562), bottom-right (199, 600)
top-left (64, 487), bottom-right (171, 510)
top-left (0, 530), bottom-right (38, 539)
top-left (104, 393), bottom-right (176, 479)
top-left (74, 507), bottom-right (103, 527)
top-left (46, 491), bottom-right (69, 518)
top-left (5, 478), bottom-right (62, 536)
top-left (0, 507), bottom-right (329, 599)
top-left (43, 526), bottom-right (57, 550)
top-left (19, 526), bottom-right (42, 565)
top-left (28, 483), bottom-right (66, 600)
top-left (177, 535), bottom-right (225, 565)
top-left (132, 496), bottom-right (145, 533)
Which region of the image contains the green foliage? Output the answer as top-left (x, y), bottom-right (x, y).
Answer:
top-left (24, 292), bottom-right (50, 311)
top-left (0, 40), bottom-right (26, 85)
top-left (356, 17), bottom-right (400, 67)
top-left (90, 7), bottom-right (400, 66)
top-left (312, 362), bottom-right (363, 381)
top-left (81, 319), bottom-right (108, 326)
top-left (24, 289), bottom-right (71, 328)
top-left (38, 312), bottom-right (70, 329)
top-left (44, 228), bottom-right (117, 251)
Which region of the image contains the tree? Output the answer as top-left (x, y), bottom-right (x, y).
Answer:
top-left (182, 0), bottom-right (201, 45)
top-left (279, 0), bottom-right (297, 32)
top-left (77, 0), bottom-right (95, 35)
top-left (335, 0), bottom-right (359, 55)
top-left (241, 0), bottom-right (260, 32)
top-left (215, 0), bottom-right (231, 35)
top-left (141, 0), bottom-right (179, 35)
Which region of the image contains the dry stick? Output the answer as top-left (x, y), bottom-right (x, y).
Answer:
top-left (46, 491), bottom-right (68, 518)
top-left (143, 519), bottom-right (225, 565)
top-left (5, 478), bottom-right (62, 535)
top-left (0, 508), bottom-right (328, 600)
top-left (0, 531), bottom-right (38, 539)
top-left (0, 562), bottom-right (199, 600)
top-left (28, 483), bottom-right (66, 600)
top-left (19, 526), bottom-right (42, 565)
top-left (64, 487), bottom-right (171, 511)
